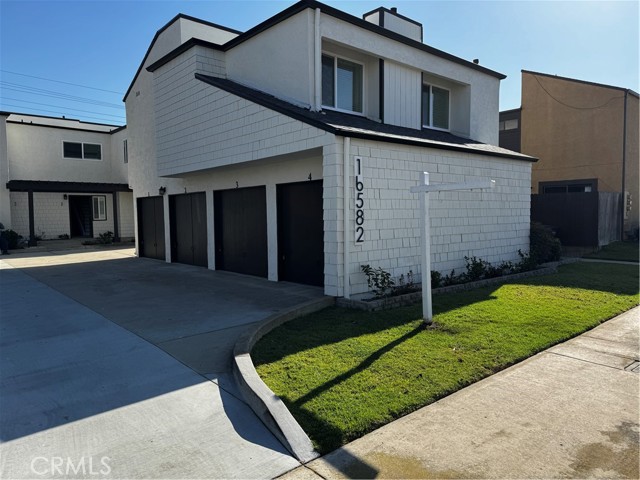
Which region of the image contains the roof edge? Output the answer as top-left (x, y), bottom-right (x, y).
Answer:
top-left (123, 13), bottom-right (243, 102)
top-left (223, 0), bottom-right (506, 80)
top-left (195, 73), bottom-right (536, 162)
top-left (147, 38), bottom-right (224, 73)
top-left (522, 70), bottom-right (639, 98)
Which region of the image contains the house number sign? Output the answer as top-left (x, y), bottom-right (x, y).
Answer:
top-left (354, 156), bottom-right (364, 244)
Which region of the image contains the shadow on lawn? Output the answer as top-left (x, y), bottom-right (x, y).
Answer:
top-left (253, 262), bottom-right (639, 453)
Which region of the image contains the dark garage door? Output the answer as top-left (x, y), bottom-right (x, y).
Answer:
top-left (214, 186), bottom-right (267, 277)
top-left (170, 192), bottom-right (208, 267)
top-left (137, 196), bottom-right (165, 261)
top-left (277, 180), bottom-right (324, 287)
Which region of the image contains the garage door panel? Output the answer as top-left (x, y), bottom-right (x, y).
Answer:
top-left (277, 181), bottom-right (324, 286)
top-left (169, 192), bottom-right (207, 268)
top-left (137, 196), bottom-right (165, 261)
top-left (214, 187), bottom-right (267, 278)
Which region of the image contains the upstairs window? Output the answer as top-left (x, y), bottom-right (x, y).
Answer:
top-left (322, 54), bottom-right (364, 114)
top-left (422, 84), bottom-right (449, 130)
top-left (123, 139), bottom-right (128, 164)
top-left (63, 141), bottom-right (102, 160)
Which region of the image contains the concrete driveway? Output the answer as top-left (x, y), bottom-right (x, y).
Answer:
top-left (0, 247), bottom-right (323, 479)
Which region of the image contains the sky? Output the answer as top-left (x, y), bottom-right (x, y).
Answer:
top-left (0, 0), bottom-right (638, 126)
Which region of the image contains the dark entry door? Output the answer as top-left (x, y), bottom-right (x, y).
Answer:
top-left (137, 196), bottom-right (165, 260)
top-left (214, 186), bottom-right (267, 277)
top-left (170, 192), bottom-right (208, 267)
top-left (277, 180), bottom-right (324, 286)
top-left (69, 195), bottom-right (93, 238)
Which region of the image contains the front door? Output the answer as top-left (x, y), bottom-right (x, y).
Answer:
top-left (69, 195), bottom-right (93, 238)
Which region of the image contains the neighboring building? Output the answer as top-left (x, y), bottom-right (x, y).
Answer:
top-left (0, 113), bottom-right (133, 244)
top-left (125, 0), bottom-right (535, 297)
top-left (500, 70), bottom-right (639, 246)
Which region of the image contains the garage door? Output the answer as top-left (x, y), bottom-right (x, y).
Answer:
top-left (137, 196), bottom-right (165, 261)
top-left (214, 186), bottom-right (267, 277)
top-left (169, 192), bottom-right (208, 267)
top-left (277, 180), bottom-right (324, 287)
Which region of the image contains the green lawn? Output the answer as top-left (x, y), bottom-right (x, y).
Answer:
top-left (584, 241), bottom-right (639, 262)
top-left (253, 263), bottom-right (639, 454)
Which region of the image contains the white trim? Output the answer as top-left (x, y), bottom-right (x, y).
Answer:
top-left (421, 82), bottom-right (451, 132)
top-left (321, 52), bottom-right (365, 114)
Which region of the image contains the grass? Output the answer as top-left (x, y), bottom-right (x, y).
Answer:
top-left (253, 263), bottom-right (639, 454)
top-left (584, 241), bottom-right (639, 262)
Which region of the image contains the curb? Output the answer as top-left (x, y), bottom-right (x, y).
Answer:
top-left (232, 296), bottom-right (335, 464)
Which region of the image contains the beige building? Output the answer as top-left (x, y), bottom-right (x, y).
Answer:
top-left (500, 70), bottom-right (639, 244)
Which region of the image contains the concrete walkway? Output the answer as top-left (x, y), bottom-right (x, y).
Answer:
top-left (0, 248), bottom-right (324, 479)
top-left (282, 307), bottom-right (640, 479)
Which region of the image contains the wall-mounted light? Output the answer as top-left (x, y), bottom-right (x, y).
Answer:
top-left (63, 194), bottom-right (68, 200)
top-left (159, 186), bottom-right (167, 196)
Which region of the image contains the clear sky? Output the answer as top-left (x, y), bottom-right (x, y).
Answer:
top-left (1, 0), bottom-right (638, 126)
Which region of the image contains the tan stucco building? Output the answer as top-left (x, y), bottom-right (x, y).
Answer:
top-left (500, 70), bottom-right (639, 243)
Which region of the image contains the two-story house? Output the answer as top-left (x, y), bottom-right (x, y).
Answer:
top-left (125, 0), bottom-right (535, 297)
top-left (0, 113), bottom-right (133, 245)
top-left (499, 70), bottom-right (639, 247)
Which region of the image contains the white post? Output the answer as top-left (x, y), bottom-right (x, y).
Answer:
top-left (410, 174), bottom-right (495, 326)
top-left (420, 172), bottom-right (433, 324)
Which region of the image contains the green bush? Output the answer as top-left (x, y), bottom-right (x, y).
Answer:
top-left (530, 222), bottom-right (561, 263)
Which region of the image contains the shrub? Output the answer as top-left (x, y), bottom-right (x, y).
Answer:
top-left (0, 229), bottom-right (23, 249)
top-left (530, 222), bottom-right (561, 263)
top-left (431, 270), bottom-right (442, 289)
top-left (361, 264), bottom-right (395, 298)
top-left (97, 231), bottom-right (114, 245)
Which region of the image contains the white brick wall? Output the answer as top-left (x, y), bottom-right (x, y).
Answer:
top-left (9, 192), bottom-right (119, 239)
top-left (323, 138), bottom-right (532, 297)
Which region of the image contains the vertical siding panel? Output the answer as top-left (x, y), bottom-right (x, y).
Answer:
top-left (383, 61), bottom-right (421, 130)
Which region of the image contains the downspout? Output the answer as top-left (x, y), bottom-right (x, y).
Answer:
top-left (314, 8), bottom-right (321, 111)
top-left (343, 136), bottom-right (350, 299)
top-left (620, 90), bottom-right (628, 240)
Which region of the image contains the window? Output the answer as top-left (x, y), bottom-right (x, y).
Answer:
top-left (422, 84), bottom-right (450, 130)
top-left (92, 195), bottom-right (107, 221)
top-left (541, 180), bottom-right (596, 194)
top-left (500, 119), bottom-right (518, 131)
top-left (422, 85), bottom-right (449, 130)
top-left (321, 54), bottom-right (364, 113)
top-left (123, 139), bottom-right (128, 164)
top-left (63, 141), bottom-right (102, 160)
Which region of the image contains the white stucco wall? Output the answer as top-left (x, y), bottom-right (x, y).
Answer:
top-left (226, 10), bottom-right (314, 108)
top-left (6, 123), bottom-right (127, 184)
top-left (322, 137), bottom-right (532, 297)
top-left (0, 118), bottom-right (10, 228)
top-left (320, 14), bottom-right (501, 145)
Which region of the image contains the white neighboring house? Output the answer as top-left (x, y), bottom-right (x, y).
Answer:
top-left (125, 0), bottom-right (536, 297)
top-left (0, 112), bottom-right (133, 244)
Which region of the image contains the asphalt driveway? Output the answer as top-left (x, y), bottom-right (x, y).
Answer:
top-left (0, 247), bottom-right (323, 479)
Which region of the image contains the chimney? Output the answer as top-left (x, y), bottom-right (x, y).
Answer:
top-left (363, 7), bottom-right (423, 42)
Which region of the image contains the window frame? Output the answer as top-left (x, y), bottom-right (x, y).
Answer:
top-left (92, 195), bottom-right (107, 221)
top-left (321, 52), bottom-right (366, 115)
top-left (540, 179), bottom-right (598, 194)
top-left (62, 141), bottom-right (103, 161)
top-left (421, 83), bottom-right (451, 132)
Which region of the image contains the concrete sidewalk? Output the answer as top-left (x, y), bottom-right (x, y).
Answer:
top-left (282, 307), bottom-right (640, 479)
